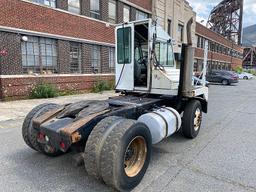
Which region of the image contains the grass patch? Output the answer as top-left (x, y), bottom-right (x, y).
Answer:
top-left (234, 66), bottom-right (243, 74)
top-left (31, 83), bottom-right (59, 99)
top-left (91, 79), bottom-right (115, 93)
top-left (234, 67), bottom-right (256, 76)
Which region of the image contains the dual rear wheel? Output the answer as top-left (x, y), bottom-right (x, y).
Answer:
top-left (84, 116), bottom-right (152, 191)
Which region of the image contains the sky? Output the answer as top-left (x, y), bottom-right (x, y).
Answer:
top-left (187, 0), bottom-right (256, 28)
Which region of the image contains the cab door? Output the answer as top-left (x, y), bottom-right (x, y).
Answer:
top-left (115, 24), bottom-right (134, 91)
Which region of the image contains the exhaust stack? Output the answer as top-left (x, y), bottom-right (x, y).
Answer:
top-left (181, 18), bottom-right (194, 97)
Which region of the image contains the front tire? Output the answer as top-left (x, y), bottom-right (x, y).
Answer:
top-left (243, 76), bottom-right (248, 80)
top-left (182, 100), bottom-right (202, 139)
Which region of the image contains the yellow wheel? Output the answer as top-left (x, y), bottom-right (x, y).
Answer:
top-left (124, 136), bottom-right (147, 177)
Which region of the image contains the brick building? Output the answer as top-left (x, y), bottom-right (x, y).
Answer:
top-left (153, 0), bottom-right (196, 54)
top-left (0, 0), bottom-right (244, 100)
top-left (194, 22), bottom-right (243, 72)
top-left (0, 0), bottom-right (151, 99)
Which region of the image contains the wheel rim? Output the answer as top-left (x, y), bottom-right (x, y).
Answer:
top-left (124, 136), bottom-right (147, 177)
top-left (223, 80), bottom-right (227, 85)
top-left (194, 108), bottom-right (202, 131)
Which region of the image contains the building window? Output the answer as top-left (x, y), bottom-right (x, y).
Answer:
top-left (194, 59), bottom-right (198, 72)
top-left (68, 0), bottom-right (80, 14)
top-left (31, 0), bottom-right (56, 8)
top-left (70, 42), bottom-right (81, 73)
top-left (123, 5), bottom-right (130, 22)
top-left (136, 10), bottom-right (148, 20)
top-left (21, 37), bottom-right (40, 73)
top-left (200, 37), bottom-right (204, 49)
top-left (109, 47), bottom-right (115, 73)
top-left (208, 41), bottom-right (211, 51)
top-left (178, 24), bottom-right (184, 42)
top-left (91, 45), bottom-right (101, 73)
top-left (108, 0), bottom-right (116, 24)
top-left (22, 36), bottom-right (57, 73)
top-left (40, 38), bottom-right (57, 70)
top-left (90, 0), bottom-right (100, 19)
top-left (167, 19), bottom-right (172, 36)
top-left (197, 36), bottom-right (200, 48)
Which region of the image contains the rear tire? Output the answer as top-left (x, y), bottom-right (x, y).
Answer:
top-left (243, 76), bottom-right (248, 80)
top-left (22, 103), bottom-right (63, 156)
top-left (100, 120), bottom-right (152, 191)
top-left (182, 100), bottom-right (202, 139)
top-left (84, 116), bottom-right (123, 180)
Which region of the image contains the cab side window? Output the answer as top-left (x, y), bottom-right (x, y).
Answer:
top-left (167, 43), bottom-right (174, 67)
top-left (155, 42), bottom-right (174, 67)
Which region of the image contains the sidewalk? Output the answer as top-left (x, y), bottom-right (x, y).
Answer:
top-left (0, 91), bottom-right (117, 123)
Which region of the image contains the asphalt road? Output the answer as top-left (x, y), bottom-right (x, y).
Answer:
top-left (0, 80), bottom-right (256, 192)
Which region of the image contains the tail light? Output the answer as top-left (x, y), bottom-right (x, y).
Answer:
top-left (60, 141), bottom-right (66, 152)
top-left (232, 75), bottom-right (237, 80)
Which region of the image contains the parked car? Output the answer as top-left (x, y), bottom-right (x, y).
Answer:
top-left (238, 72), bottom-right (254, 80)
top-left (206, 70), bottom-right (239, 85)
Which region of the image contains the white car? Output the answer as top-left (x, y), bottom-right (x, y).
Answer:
top-left (238, 72), bottom-right (254, 80)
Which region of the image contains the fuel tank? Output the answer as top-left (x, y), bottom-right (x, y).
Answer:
top-left (138, 107), bottom-right (181, 144)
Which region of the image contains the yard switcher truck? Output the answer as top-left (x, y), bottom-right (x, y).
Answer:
top-left (22, 18), bottom-right (208, 191)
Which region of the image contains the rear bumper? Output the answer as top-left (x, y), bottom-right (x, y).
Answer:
top-left (230, 79), bottom-right (239, 83)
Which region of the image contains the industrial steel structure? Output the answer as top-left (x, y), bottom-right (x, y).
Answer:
top-left (243, 47), bottom-right (256, 69)
top-left (207, 0), bottom-right (244, 45)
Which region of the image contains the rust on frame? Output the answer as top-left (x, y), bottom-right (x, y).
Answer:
top-left (71, 131), bottom-right (82, 143)
top-left (60, 109), bottom-right (110, 136)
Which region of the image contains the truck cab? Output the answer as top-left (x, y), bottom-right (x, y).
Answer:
top-left (115, 19), bottom-right (180, 95)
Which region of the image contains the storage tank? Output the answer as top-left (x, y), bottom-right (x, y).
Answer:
top-left (138, 107), bottom-right (181, 144)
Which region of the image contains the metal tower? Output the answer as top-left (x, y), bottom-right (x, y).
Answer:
top-left (243, 47), bottom-right (256, 69)
top-left (207, 0), bottom-right (244, 45)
